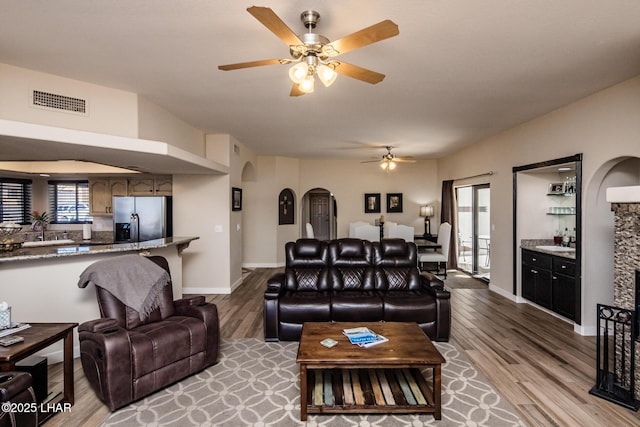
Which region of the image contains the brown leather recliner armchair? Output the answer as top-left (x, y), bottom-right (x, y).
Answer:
top-left (0, 371), bottom-right (38, 427)
top-left (79, 256), bottom-right (219, 411)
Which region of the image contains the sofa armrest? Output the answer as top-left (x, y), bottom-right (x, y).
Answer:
top-left (78, 321), bottom-right (133, 411)
top-left (265, 273), bottom-right (285, 300)
top-left (174, 300), bottom-right (220, 366)
top-left (264, 272), bottom-right (285, 341)
top-left (421, 284), bottom-right (451, 341)
top-left (78, 318), bottom-right (120, 334)
top-left (420, 271), bottom-right (445, 291)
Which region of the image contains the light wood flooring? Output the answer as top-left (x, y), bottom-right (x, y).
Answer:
top-left (44, 268), bottom-right (640, 426)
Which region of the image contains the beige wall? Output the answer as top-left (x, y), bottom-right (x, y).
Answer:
top-left (242, 157), bottom-right (438, 267)
top-left (0, 63), bottom-right (138, 136)
top-left (299, 158), bottom-right (440, 238)
top-left (243, 156), bottom-right (300, 267)
top-left (437, 75), bottom-right (640, 333)
top-left (137, 96), bottom-right (205, 156)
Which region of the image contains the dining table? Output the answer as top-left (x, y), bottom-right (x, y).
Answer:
top-left (414, 239), bottom-right (442, 251)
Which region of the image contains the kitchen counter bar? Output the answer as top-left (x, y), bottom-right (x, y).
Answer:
top-left (0, 236), bottom-right (199, 363)
top-left (0, 236), bottom-right (198, 263)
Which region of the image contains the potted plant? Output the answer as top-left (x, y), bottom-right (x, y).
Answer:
top-left (30, 211), bottom-right (50, 232)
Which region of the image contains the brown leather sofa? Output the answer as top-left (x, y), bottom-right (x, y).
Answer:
top-left (264, 238), bottom-right (451, 342)
top-left (79, 256), bottom-right (220, 411)
top-left (0, 371), bottom-right (37, 427)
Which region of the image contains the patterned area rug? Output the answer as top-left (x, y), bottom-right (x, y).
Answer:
top-left (102, 339), bottom-right (525, 427)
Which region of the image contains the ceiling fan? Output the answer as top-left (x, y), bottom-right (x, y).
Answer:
top-left (218, 6), bottom-right (399, 96)
top-left (361, 146), bottom-right (416, 170)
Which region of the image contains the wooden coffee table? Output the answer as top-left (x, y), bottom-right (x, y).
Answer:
top-left (296, 321), bottom-right (445, 421)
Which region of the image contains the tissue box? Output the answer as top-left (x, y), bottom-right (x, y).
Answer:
top-left (0, 307), bottom-right (10, 328)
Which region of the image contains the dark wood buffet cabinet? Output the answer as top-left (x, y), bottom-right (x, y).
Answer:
top-left (522, 249), bottom-right (579, 323)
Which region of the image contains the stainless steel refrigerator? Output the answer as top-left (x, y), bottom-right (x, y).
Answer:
top-left (112, 196), bottom-right (172, 243)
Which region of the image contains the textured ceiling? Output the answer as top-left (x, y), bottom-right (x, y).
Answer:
top-left (1, 0), bottom-right (640, 166)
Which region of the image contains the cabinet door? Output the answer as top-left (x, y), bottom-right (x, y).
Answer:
top-left (535, 269), bottom-right (553, 309)
top-left (89, 178), bottom-right (128, 215)
top-left (109, 179), bottom-right (128, 197)
top-left (522, 266), bottom-right (537, 301)
top-left (128, 178), bottom-right (155, 195)
top-left (154, 176), bottom-right (172, 195)
top-left (89, 179), bottom-right (111, 215)
top-left (552, 274), bottom-right (575, 320)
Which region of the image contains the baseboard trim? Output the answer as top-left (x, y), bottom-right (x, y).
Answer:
top-left (182, 287), bottom-right (231, 295)
top-left (488, 284), bottom-right (518, 302)
top-left (243, 262), bottom-right (285, 268)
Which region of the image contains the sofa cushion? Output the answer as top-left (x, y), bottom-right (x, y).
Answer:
top-left (331, 291), bottom-right (383, 321)
top-left (129, 316), bottom-right (206, 378)
top-left (329, 238), bottom-right (373, 265)
top-left (375, 268), bottom-right (421, 291)
top-left (382, 291), bottom-right (437, 323)
top-left (285, 268), bottom-right (330, 291)
top-left (278, 291), bottom-right (331, 323)
top-left (329, 239), bottom-right (375, 290)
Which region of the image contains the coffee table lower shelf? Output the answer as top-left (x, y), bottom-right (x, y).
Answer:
top-left (304, 367), bottom-right (438, 418)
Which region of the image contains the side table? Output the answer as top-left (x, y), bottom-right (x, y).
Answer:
top-left (0, 323), bottom-right (78, 425)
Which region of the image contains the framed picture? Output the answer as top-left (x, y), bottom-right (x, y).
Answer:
top-left (278, 188), bottom-right (294, 224)
top-left (548, 183), bottom-right (564, 195)
top-left (364, 193), bottom-right (381, 213)
top-left (387, 193), bottom-right (403, 213)
top-left (232, 187), bottom-right (242, 211)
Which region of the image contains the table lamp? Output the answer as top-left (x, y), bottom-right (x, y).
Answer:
top-left (420, 205), bottom-right (434, 237)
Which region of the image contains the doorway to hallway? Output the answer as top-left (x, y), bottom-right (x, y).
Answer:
top-left (302, 188), bottom-right (336, 240)
top-left (456, 184), bottom-right (490, 281)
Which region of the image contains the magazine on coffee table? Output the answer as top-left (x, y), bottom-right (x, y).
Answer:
top-left (343, 326), bottom-right (388, 347)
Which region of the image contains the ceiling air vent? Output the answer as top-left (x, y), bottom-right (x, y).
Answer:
top-left (31, 90), bottom-right (88, 115)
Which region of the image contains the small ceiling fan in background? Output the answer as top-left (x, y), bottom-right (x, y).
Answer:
top-left (361, 146), bottom-right (416, 171)
top-left (218, 6), bottom-right (399, 96)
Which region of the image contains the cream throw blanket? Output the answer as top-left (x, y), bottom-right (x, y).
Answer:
top-left (78, 255), bottom-right (170, 320)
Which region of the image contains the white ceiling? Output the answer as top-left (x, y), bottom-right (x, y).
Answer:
top-left (1, 0), bottom-right (640, 166)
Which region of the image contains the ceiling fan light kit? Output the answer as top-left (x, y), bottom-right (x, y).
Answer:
top-left (218, 6), bottom-right (399, 96)
top-left (361, 146), bottom-right (416, 171)
top-left (380, 160), bottom-right (397, 171)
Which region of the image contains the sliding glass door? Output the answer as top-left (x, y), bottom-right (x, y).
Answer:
top-left (456, 184), bottom-right (490, 280)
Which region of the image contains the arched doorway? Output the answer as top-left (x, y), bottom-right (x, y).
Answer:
top-left (301, 188), bottom-right (337, 240)
top-left (582, 156), bottom-right (640, 331)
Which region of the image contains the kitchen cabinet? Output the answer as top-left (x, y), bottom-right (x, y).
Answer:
top-left (89, 178), bottom-right (128, 215)
top-left (128, 175), bottom-right (172, 196)
top-left (551, 257), bottom-right (576, 320)
top-left (522, 250), bottom-right (552, 309)
top-left (522, 249), bottom-right (577, 321)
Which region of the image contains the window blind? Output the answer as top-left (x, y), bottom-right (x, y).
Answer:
top-left (0, 178), bottom-right (32, 224)
top-left (48, 181), bottom-right (92, 223)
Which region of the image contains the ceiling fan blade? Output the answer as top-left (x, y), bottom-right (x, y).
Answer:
top-left (360, 159), bottom-right (382, 164)
top-left (394, 158), bottom-right (416, 163)
top-left (218, 59), bottom-right (284, 71)
top-left (334, 62), bottom-right (385, 84)
top-left (247, 6), bottom-right (303, 46)
top-left (324, 20), bottom-right (399, 56)
top-left (290, 83), bottom-right (305, 97)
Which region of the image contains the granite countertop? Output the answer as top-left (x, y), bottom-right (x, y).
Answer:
top-left (520, 239), bottom-right (576, 260)
top-left (0, 236), bottom-right (199, 263)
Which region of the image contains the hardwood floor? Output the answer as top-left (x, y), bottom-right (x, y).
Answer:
top-left (45, 268), bottom-right (639, 426)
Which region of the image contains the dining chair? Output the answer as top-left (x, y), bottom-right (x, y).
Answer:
top-left (349, 221), bottom-right (370, 237)
top-left (388, 224), bottom-right (415, 242)
top-left (419, 222), bottom-right (452, 278)
top-left (353, 224), bottom-right (380, 241)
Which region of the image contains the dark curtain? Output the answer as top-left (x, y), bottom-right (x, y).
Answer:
top-left (440, 180), bottom-right (458, 269)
